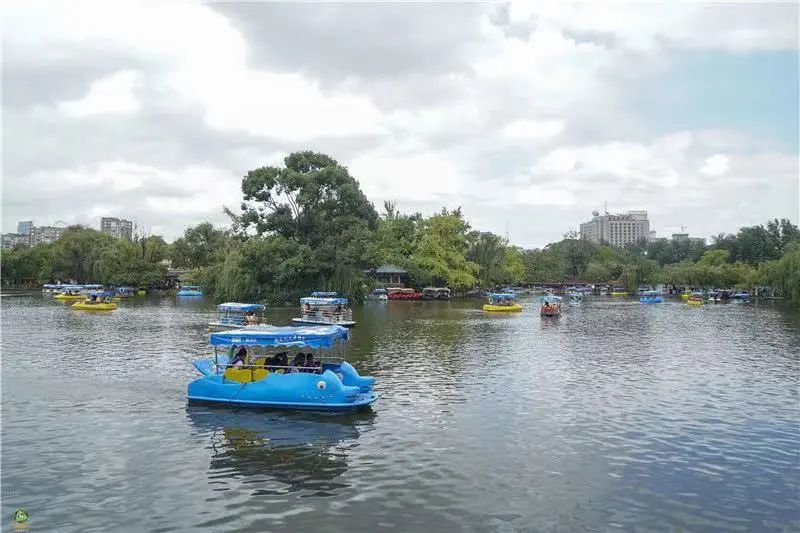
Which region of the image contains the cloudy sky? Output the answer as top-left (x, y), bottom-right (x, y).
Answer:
top-left (3, 1), bottom-right (798, 247)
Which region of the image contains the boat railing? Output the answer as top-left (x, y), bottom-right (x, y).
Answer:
top-left (300, 307), bottom-right (353, 322)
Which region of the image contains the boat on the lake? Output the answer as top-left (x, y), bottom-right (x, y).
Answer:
top-left (292, 293), bottom-right (356, 327)
top-left (113, 286), bottom-right (135, 300)
top-left (708, 290), bottom-right (720, 303)
top-left (610, 287), bottom-right (628, 296)
top-left (53, 285), bottom-right (86, 300)
top-left (733, 290), bottom-right (750, 301)
top-left (483, 292), bottom-right (523, 312)
top-left (366, 288), bottom-right (388, 301)
top-left (568, 292), bottom-right (583, 305)
top-left (72, 291), bottom-right (118, 311)
top-left (686, 291), bottom-right (704, 306)
top-left (187, 325), bottom-right (376, 411)
top-left (421, 287), bottom-right (451, 300)
top-left (639, 290), bottom-right (663, 304)
top-left (177, 285), bottom-right (204, 296)
top-left (539, 295), bottom-right (562, 317)
top-left (387, 287), bottom-right (422, 300)
top-left (208, 302), bottom-right (267, 330)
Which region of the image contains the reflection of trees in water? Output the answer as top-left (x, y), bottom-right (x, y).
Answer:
top-left (186, 407), bottom-right (374, 496)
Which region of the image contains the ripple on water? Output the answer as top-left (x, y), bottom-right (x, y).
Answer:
top-left (1, 293), bottom-right (799, 531)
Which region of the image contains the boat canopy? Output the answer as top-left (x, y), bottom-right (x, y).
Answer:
top-left (60, 285), bottom-right (83, 290)
top-left (642, 290), bottom-right (660, 296)
top-left (181, 285), bottom-right (200, 290)
top-left (489, 293), bottom-right (516, 299)
top-left (210, 325), bottom-right (349, 348)
top-left (691, 291), bottom-right (703, 296)
top-left (371, 288), bottom-right (388, 294)
top-left (539, 295), bottom-right (562, 303)
top-left (84, 284), bottom-right (104, 289)
top-left (300, 297), bottom-right (348, 306)
top-left (217, 302), bottom-right (266, 313)
top-left (117, 286), bottom-right (135, 291)
top-left (310, 291), bottom-right (337, 297)
top-left (89, 291), bottom-right (115, 297)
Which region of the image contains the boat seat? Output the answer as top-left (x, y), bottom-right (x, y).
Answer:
top-left (223, 368), bottom-right (269, 383)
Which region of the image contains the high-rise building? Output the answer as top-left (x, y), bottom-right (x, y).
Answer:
top-left (100, 217), bottom-right (133, 240)
top-left (31, 226), bottom-right (65, 245)
top-left (580, 210), bottom-right (650, 248)
top-left (17, 221), bottom-right (33, 236)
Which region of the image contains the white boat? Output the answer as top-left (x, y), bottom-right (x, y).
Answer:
top-left (292, 293), bottom-right (356, 327)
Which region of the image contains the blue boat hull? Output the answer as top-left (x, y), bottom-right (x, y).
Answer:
top-left (639, 296), bottom-right (663, 303)
top-left (177, 290), bottom-right (203, 296)
top-left (188, 362), bottom-right (376, 411)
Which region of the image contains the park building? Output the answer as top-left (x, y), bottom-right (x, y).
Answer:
top-left (100, 217), bottom-right (133, 240)
top-left (579, 210), bottom-right (651, 248)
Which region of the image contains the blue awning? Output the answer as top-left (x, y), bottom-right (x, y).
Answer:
top-left (217, 302), bottom-right (266, 312)
top-left (89, 291), bottom-right (115, 297)
top-left (300, 297), bottom-right (348, 305)
top-left (310, 291), bottom-right (338, 297)
top-left (210, 325), bottom-right (349, 348)
top-left (489, 293), bottom-right (516, 299)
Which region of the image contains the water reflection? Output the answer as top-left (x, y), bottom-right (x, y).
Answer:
top-left (186, 406), bottom-right (373, 497)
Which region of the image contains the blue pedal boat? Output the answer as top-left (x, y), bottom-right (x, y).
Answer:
top-left (188, 325), bottom-right (376, 411)
top-left (208, 302), bottom-right (267, 330)
top-left (177, 285), bottom-right (204, 296)
top-left (639, 290), bottom-right (663, 303)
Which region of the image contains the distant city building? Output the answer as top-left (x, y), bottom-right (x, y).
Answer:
top-left (100, 217), bottom-right (133, 240)
top-left (31, 226), bottom-right (65, 245)
top-left (580, 210), bottom-right (650, 248)
top-left (17, 220), bottom-right (33, 236)
top-left (1, 233), bottom-right (32, 249)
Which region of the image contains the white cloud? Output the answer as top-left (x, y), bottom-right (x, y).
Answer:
top-left (700, 154), bottom-right (730, 176)
top-left (58, 70), bottom-right (141, 117)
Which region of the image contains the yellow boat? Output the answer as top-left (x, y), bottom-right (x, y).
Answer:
top-left (137, 290), bottom-right (146, 296)
top-left (610, 291), bottom-right (628, 296)
top-left (483, 303), bottom-right (523, 312)
top-left (681, 293), bottom-right (691, 300)
top-left (54, 293), bottom-right (85, 300)
top-left (72, 301), bottom-right (118, 311)
top-left (686, 298), bottom-right (704, 306)
top-left (483, 292), bottom-right (522, 312)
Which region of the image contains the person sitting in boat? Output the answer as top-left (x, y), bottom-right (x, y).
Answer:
top-left (228, 346), bottom-right (248, 368)
top-left (245, 311), bottom-right (258, 325)
top-left (304, 353), bottom-right (322, 374)
top-left (289, 353), bottom-right (305, 373)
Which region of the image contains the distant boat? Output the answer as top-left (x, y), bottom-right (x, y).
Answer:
top-left (177, 285), bottom-right (204, 296)
top-left (292, 293), bottom-right (356, 327)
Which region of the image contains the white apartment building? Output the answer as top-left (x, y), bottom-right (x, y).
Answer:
top-left (580, 210), bottom-right (650, 247)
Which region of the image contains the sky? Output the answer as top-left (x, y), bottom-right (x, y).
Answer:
top-left (2, 1), bottom-right (798, 247)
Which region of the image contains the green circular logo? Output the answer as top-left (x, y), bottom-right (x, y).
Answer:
top-left (13, 509), bottom-right (29, 524)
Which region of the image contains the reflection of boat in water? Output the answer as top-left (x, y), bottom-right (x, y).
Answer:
top-left (186, 406), bottom-right (371, 492)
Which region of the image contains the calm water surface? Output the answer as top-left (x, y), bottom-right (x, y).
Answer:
top-left (2, 293), bottom-right (799, 532)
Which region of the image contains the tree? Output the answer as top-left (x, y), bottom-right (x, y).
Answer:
top-left (170, 223), bottom-right (230, 268)
top-left (411, 210), bottom-right (478, 290)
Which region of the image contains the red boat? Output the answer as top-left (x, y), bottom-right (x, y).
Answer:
top-left (387, 287), bottom-right (422, 300)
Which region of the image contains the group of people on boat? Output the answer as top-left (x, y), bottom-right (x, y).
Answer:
top-left (226, 345), bottom-right (322, 374)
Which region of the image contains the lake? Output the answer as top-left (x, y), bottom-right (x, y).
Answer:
top-left (2, 292), bottom-right (798, 532)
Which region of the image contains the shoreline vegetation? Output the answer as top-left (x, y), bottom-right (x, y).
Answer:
top-left (2, 151), bottom-right (799, 306)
